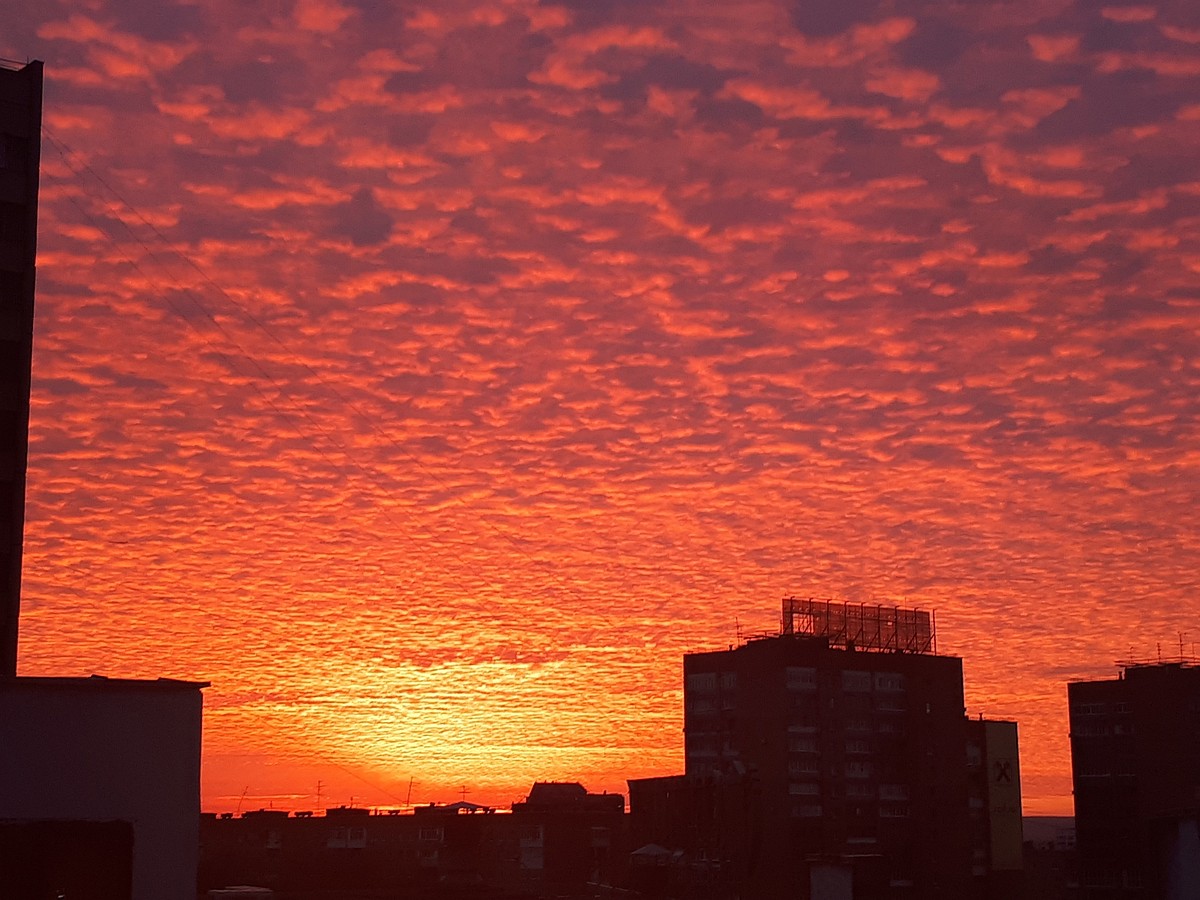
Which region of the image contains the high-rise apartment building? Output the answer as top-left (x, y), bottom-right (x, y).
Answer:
top-left (0, 58), bottom-right (42, 675)
top-left (630, 599), bottom-right (1023, 900)
top-left (1068, 661), bottom-right (1200, 899)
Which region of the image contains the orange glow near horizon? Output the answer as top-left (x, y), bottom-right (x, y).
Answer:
top-left (8, 0), bottom-right (1200, 816)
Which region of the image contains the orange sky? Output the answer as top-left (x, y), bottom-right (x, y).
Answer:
top-left (6, 0), bottom-right (1199, 816)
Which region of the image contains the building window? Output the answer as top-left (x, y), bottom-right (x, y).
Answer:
top-left (686, 696), bottom-right (717, 715)
top-left (842, 670), bottom-right (872, 693)
top-left (845, 739), bottom-right (871, 755)
top-left (792, 803), bottom-right (823, 818)
top-left (687, 673), bottom-right (717, 693)
top-left (789, 782), bottom-right (820, 796)
top-left (874, 672), bottom-right (905, 692)
top-left (791, 696), bottom-right (820, 730)
top-left (418, 826), bottom-right (444, 842)
top-left (879, 784), bottom-right (909, 801)
top-left (788, 758), bottom-right (820, 776)
top-left (966, 742), bottom-right (982, 767)
top-left (786, 667), bottom-right (817, 691)
top-left (846, 761), bottom-right (873, 779)
top-left (788, 735), bottom-right (818, 753)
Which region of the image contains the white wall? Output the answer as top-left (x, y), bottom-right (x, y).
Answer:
top-left (0, 677), bottom-right (205, 900)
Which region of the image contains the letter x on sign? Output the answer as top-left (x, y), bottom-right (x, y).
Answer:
top-left (993, 760), bottom-right (1012, 783)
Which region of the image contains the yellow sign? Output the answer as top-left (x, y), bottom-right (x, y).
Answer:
top-left (985, 721), bottom-right (1023, 871)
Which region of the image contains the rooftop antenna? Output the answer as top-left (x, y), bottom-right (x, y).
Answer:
top-left (316, 779), bottom-right (323, 811)
top-left (735, 616), bottom-right (742, 645)
top-left (405, 777), bottom-right (415, 809)
top-left (236, 786), bottom-right (249, 816)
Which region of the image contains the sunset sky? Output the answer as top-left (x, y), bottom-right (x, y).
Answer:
top-left (6, 0), bottom-right (1199, 815)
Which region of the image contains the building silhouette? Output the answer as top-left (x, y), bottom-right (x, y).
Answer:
top-left (1021, 816), bottom-right (1079, 900)
top-left (199, 781), bottom-right (628, 897)
top-left (1069, 660), bottom-right (1200, 899)
top-left (0, 58), bottom-right (41, 676)
top-left (629, 598), bottom-right (1023, 900)
top-left (0, 676), bottom-right (207, 898)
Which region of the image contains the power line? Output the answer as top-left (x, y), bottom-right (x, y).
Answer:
top-left (40, 128), bottom-right (613, 616)
top-left (38, 162), bottom-right (490, 588)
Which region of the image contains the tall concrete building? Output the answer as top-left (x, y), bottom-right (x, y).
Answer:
top-left (629, 599), bottom-right (1023, 900)
top-left (1069, 661), bottom-right (1200, 899)
top-left (0, 58), bottom-right (42, 675)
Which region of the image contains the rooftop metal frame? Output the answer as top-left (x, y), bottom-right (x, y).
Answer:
top-left (780, 597), bottom-right (936, 655)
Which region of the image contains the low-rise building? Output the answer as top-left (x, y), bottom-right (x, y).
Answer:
top-left (0, 676), bottom-right (207, 900)
top-left (199, 781), bottom-right (627, 898)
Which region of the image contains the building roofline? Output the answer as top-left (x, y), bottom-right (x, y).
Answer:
top-left (0, 675), bottom-right (210, 690)
top-left (0, 58), bottom-right (40, 72)
top-left (1067, 659), bottom-right (1200, 683)
top-left (687, 630), bottom-right (961, 660)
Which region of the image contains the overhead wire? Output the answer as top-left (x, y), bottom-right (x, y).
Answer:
top-left (40, 126), bottom-right (614, 617)
top-left (41, 167), bottom-right (469, 564)
top-left (37, 142), bottom-right (529, 602)
top-left (31, 156), bottom-right (544, 808)
top-left (32, 132), bottom-right (640, 806)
